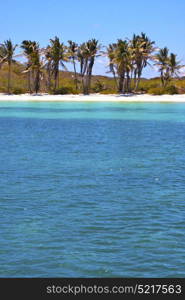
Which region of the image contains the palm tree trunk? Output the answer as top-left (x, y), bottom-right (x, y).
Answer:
top-left (86, 58), bottom-right (94, 94)
top-left (83, 75), bottom-right (89, 95)
top-left (134, 69), bottom-right (137, 88)
top-left (81, 75), bottom-right (84, 94)
top-left (28, 71), bottom-right (32, 94)
top-left (58, 70), bottom-right (60, 89)
top-left (47, 63), bottom-right (52, 92)
top-left (126, 73), bottom-right (131, 93)
top-left (129, 71), bottom-right (133, 92)
top-left (118, 73), bottom-right (125, 94)
top-left (48, 70), bottom-right (51, 92)
top-left (81, 59), bottom-right (88, 95)
top-left (8, 61), bottom-right (11, 94)
top-left (34, 70), bottom-right (40, 94)
top-left (87, 72), bottom-right (93, 95)
top-left (73, 58), bottom-right (78, 91)
top-left (112, 67), bottom-right (118, 90)
top-left (54, 74), bottom-right (57, 91)
top-left (134, 67), bottom-right (142, 92)
top-left (134, 76), bottom-right (141, 92)
top-left (118, 78), bottom-right (122, 93)
top-left (161, 71), bottom-right (164, 87)
top-left (87, 70), bottom-right (93, 94)
top-left (54, 65), bottom-right (59, 91)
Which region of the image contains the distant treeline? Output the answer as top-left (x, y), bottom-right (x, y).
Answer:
top-left (0, 34), bottom-right (184, 95)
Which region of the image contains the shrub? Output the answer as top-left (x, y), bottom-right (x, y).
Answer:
top-left (176, 87), bottom-right (185, 94)
top-left (139, 87), bottom-right (147, 92)
top-left (148, 85), bottom-right (179, 95)
top-left (12, 87), bottom-right (27, 94)
top-left (100, 89), bottom-right (117, 94)
top-left (0, 86), bottom-right (6, 93)
top-left (51, 86), bottom-right (75, 95)
top-left (164, 85), bottom-right (178, 95)
top-left (148, 87), bottom-right (164, 95)
top-left (92, 80), bottom-right (105, 93)
top-left (139, 80), bottom-right (160, 92)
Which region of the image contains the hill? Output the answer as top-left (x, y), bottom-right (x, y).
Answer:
top-left (1, 62), bottom-right (185, 94)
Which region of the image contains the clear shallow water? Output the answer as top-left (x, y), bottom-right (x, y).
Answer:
top-left (0, 101), bottom-right (185, 278)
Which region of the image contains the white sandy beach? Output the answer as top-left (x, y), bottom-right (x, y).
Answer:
top-left (0, 93), bottom-right (185, 102)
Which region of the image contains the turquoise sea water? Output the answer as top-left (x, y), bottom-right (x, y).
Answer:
top-left (0, 101), bottom-right (185, 277)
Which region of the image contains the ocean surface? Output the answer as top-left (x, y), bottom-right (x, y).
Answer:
top-left (0, 100), bottom-right (185, 278)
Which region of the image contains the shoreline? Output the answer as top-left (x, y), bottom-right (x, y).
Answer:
top-left (0, 93), bottom-right (185, 102)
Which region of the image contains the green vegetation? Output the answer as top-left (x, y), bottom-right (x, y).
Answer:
top-left (107, 33), bottom-right (155, 93)
top-left (0, 34), bottom-right (185, 95)
top-left (154, 47), bottom-right (184, 88)
top-left (148, 85), bottom-right (178, 95)
top-left (0, 40), bottom-right (17, 94)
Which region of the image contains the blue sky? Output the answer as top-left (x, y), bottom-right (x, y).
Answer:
top-left (1, 0), bottom-right (185, 77)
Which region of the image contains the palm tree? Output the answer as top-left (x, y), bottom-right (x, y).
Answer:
top-left (21, 40), bottom-right (44, 93)
top-left (107, 35), bottom-right (154, 94)
top-left (111, 39), bottom-right (132, 93)
top-left (154, 47), bottom-right (170, 87)
top-left (31, 43), bottom-right (42, 93)
top-left (67, 40), bottom-right (78, 90)
top-left (22, 41), bottom-right (44, 93)
top-left (107, 43), bottom-right (118, 90)
top-left (78, 39), bottom-right (100, 95)
top-left (0, 46), bottom-right (7, 67)
top-left (154, 48), bottom-right (184, 87)
top-left (131, 33), bottom-right (155, 91)
top-left (44, 45), bottom-right (53, 92)
top-left (77, 44), bottom-right (86, 92)
top-left (86, 39), bottom-right (100, 94)
top-left (168, 53), bottom-right (184, 78)
top-left (49, 36), bottom-right (68, 91)
top-left (21, 40), bottom-right (37, 93)
top-left (0, 39), bottom-right (17, 93)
